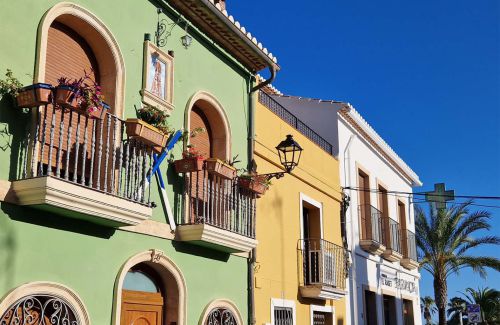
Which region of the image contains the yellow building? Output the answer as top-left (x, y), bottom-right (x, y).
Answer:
top-left (253, 90), bottom-right (348, 325)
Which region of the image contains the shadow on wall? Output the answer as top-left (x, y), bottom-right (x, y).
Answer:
top-left (0, 202), bottom-right (16, 294)
top-left (0, 96), bottom-right (30, 181)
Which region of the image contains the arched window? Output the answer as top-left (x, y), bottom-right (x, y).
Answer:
top-left (205, 307), bottom-right (238, 324)
top-left (0, 282), bottom-right (90, 325)
top-left (199, 299), bottom-right (243, 325)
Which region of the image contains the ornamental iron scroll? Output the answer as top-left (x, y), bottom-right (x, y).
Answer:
top-left (0, 294), bottom-right (80, 325)
top-left (206, 307), bottom-right (237, 325)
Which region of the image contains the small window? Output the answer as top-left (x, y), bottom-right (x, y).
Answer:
top-left (205, 307), bottom-right (237, 324)
top-left (312, 311), bottom-right (333, 325)
top-left (123, 267), bottom-right (160, 293)
top-left (274, 306), bottom-right (294, 325)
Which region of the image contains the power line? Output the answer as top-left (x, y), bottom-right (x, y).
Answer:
top-left (344, 186), bottom-right (500, 200)
top-left (411, 199), bottom-right (500, 209)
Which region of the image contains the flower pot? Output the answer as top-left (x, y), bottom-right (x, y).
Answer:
top-left (238, 175), bottom-right (269, 195)
top-left (174, 156), bottom-right (204, 173)
top-left (75, 101), bottom-right (110, 119)
top-left (205, 158), bottom-right (237, 180)
top-left (16, 83), bottom-right (52, 108)
top-left (125, 118), bottom-right (169, 153)
top-left (55, 85), bottom-right (78, 109)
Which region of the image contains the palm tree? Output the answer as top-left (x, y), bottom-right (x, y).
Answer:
top-left (447, 297), bottom-right (467, 325)
top-left (461, 287), bottom-right (500, 324)
top-left (421, 296), bottom-right (438, 324)
top-left (415, 201), bottom-right (500, 325)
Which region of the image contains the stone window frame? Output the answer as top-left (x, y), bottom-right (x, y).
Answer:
top-left (0, 281), bottom-right (90, 324)
top-left (198, 299), bottom-right (244, 325)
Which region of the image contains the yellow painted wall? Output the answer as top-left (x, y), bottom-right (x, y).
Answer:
top-left (254, 98), bottom-right (347, 324)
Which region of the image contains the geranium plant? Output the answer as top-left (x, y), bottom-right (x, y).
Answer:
top-left (136, 104), bottom-right (173, 135)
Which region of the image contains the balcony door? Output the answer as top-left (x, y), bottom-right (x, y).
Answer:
top-left (358, 170), bottom-right (372, 240)
top-left (301, 198), bottom-right (324, 285)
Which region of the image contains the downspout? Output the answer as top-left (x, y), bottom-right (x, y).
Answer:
top-left (247, 66), bottom-right (277, 325)
top-left (343, 133), bottom-right (358, 325)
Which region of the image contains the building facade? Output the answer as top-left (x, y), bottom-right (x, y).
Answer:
top-left (253, 90), bottom-right (348, 325)
top-left (0, 1), bottom-right (278, 324)
top-left (338, 106), bottom-right (422, 325)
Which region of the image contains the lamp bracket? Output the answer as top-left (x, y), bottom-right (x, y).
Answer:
top-left (262, 172), bottom-right (286, 181)
top-left (155, 8), bottom-right (186, 48)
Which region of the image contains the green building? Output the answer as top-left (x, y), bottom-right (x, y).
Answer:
top-left (0, 0), bottom-right (278, 324)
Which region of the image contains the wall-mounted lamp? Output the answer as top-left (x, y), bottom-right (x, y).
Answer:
top-left (180, 33), bottom-right (193, 49)
top-left (264, 134), bottom-right (303, 180)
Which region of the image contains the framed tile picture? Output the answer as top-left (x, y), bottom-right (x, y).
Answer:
top-left (141, 41), bottom-right (174, 114)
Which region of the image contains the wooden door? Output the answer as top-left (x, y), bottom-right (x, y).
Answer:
top-left (121, 290), bottom-right (163, 325)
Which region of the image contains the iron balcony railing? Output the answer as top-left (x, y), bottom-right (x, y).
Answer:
top-left (385, 217), bottom-right (402, 254)
top-left (403, 229), bottom-right (418, 261)
top-left (20, 106), bottom-right (153, 205)
top-left (298, 238), bottom-right (347, 290)
top-left (258, 91), bottom-right (334, 156)
top-left (359, 204), bottom-right (385, 244)
top-left (181, 165), bottom-right (256, 238)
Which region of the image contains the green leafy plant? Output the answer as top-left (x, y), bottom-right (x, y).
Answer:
top-left (136, 104), bottom-right (173, 134)
top-left (238, 170), bottom-right (272, 186)
top-left (0, 69), bottom-right (23, 100)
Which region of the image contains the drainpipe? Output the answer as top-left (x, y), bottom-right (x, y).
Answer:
top-left (343, 134), bottom-right (358, 325)
top-left (247, 66), bottom-right (277, 325)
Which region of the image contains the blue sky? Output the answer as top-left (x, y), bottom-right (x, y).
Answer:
top-left (229, 0), bottom-right (500, 315)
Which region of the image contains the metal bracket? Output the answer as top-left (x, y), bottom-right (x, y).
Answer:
top-left (262, 171), bottom-right (286, 181)
top-left (155, 8), bottom-right (185, 47)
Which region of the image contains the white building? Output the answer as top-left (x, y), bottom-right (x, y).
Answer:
top-left (338, 105), bottom-right (422, 325)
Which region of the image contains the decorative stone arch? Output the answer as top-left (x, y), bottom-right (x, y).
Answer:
top-left (35, 1), bottom-right (126, 117)
top-left (184, 91), bottom-right (232, 160)
top-left (112, 249), bottom-right (187, 325)
top-left (198, 299), bottom-right (244, 325)
top-left (0, 281), bottom-right (91, 324)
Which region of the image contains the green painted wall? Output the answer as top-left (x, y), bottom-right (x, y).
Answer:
top-left (0, 0), bottom-right (253, 323)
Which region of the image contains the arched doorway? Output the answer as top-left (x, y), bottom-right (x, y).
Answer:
top-left (121, 264), bottom-right (164, 325)
top-left (113, 250), bottom-right (187, 325)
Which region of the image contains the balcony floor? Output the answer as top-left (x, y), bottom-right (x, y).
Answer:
top-left (300, 284), bottom-right (347, 300)
top-left (12, 176), bottom-right (152, 227)
top-left (175, 224), bottom-right (257, 253)
top-left (360, 239), bottom-right (386, 255)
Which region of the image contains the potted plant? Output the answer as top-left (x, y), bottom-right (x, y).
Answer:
top-left (126, 104), bottom-right (172, 153)
top-left (238, 173), bottom-right (270, 195)
top-left (174, 146), bottom-right (204, 173)
top-left (173, 127), bottom-right (206, 173)
top-left (205, 158), bottom-right (237, 180)
top-left (55, 71), bottom-right (108, 119)
top-left (0, 69), bottom-right (50, 108)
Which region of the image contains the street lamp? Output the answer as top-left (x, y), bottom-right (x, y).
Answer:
top-left (264, 134), bottom-right (303, 180)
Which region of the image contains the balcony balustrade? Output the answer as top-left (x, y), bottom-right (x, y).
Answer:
top-left (175, 164), bottom-right (258, 253)
top-left (12, 106), bottom-right (153, 226)
top-left (382, 217), bottom-right (403, 262)
top-left (401, 229), bottom-right (419, 270)
top-left (298, 238), bottom-right (347, 300)
top-left (358, 204), bottom-right (386, 255)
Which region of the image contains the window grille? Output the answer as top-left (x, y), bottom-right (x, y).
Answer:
top-left (206, 307), bottom-right (237, 325)
top-left (0, 294), bottom-right (80, 324)
top-left (313, 311), bottom-right (329, 325)
top-left (274, 306), bottom-right (293, 325)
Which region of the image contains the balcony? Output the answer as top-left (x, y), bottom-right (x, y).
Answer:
top-left (175, 166), bottom-right (258, 253)
top-left (381, 217), bottom-right (403, 262)
top-left (401, 229), bottom-right (419, 270)
top-left (298, 239), bottom-right (347, 300)
top-left (359, 204), bottom-right (386, 255)
top-left (12, 107), bottom-right (153, 227)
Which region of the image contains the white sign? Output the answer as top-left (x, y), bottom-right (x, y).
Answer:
top-left (380, 275), bottom-right (416, 293)
top-left (467, 304), bottom-right (481, 323)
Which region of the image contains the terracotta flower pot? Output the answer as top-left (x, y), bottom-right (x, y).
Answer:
top-left (55, 85), bottom-right (78, 109)
top-left (125, 118), bottom-right (169, 153)
top-left (75, 101), bottom-right (110, 120)
top-left (174, 156), bottom-right (204, 173)
top-left (16, 83), bottom-right (52, 108)
top-left (205, 158), bottom-right (237, 180)
top-left (238, 175), bottom-right (269, 195)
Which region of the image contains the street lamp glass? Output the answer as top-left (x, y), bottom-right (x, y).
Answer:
top-left (276, 134), bottom-right (302, 173)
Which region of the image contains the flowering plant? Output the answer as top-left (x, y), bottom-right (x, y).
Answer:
top-left (136, 104), bottom-right (172, 134)
top-left (182, 146), bottom-right (203, 159)
top-left (57, 70), bottom-right (104, 115)
top-left (0, 69), bottom-right (23, 100)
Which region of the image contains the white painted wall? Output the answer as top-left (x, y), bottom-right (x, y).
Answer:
top-left (338, 114), bottom-right (422, 325)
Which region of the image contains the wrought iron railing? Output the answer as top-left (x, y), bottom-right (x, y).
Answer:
top-left (359, 204), bottom-right (385, 244)
top-left (180, 165), bottom-right (256, 238)
top-left (403, 229), bottom-right (418, 261)
top-left (258, 91), bottom-right (334, 155)
top-left (298, 238), bottom-right (347, 290)
top-left (20, 106), bottom-right (153, 205)
top-left (385, 217), bottom-right (402, 253)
